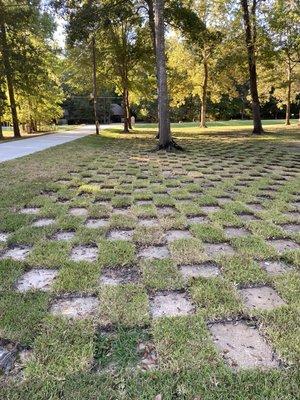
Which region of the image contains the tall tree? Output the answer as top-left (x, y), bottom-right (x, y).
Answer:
top-left (0, 1), bottom-right (20, 137)
top-left (0, 0), bottom-right (63, 136)
top-left (267, 0), bottom-right (300, 125)
top-left (154, 0), bottom-right (173, 148)
top-left (240, 0), bottom-right (264, 134)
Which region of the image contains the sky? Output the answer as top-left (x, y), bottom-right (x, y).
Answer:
top-left (53, 16), bottom-right (66, 49)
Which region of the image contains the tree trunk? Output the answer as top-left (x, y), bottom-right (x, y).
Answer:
top-left (145, 0), bottom-right (156, 57)
top-left (285, 60), bottom-right (291, 126)
top-left (0, 117), bottom-right (3, 139)
top-left (200, 60), bottom-right (208, 128)
top-left (240, 0), bottom-right (263, 134)
top-left (91, 36), bottom-right (99, 135)
top-left (0, 20), bottom-right (20, 138)
top-left (126, 90), bottom-right (132, 129)
top-left (122, 88), bottom-right (130, 133)
top-left (154, 0), bottom-right (180, 150)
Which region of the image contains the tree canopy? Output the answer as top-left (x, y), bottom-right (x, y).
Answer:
top-left (0, 0), bottom-right (299, 138)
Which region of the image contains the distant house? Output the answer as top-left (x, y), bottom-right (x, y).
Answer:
top-left (110, 103), bottom-right (124, 122)
top-left (57, 97), bottom-right (124, 125)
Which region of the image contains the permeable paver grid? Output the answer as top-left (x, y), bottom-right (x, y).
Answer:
top-left (0, 130), bottom-right (299, 387)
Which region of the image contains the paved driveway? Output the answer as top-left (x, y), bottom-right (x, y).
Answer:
top-left (0, 125), bottom-right (95, 163)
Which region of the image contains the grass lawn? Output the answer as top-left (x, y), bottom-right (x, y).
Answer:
top-left (0, 123), bottom-right (299, 399)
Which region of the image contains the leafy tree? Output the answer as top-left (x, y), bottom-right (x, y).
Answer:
top-left (266, 0), bottom-right (300, 125)
top-left (240, 0), bottom-right (264, 134)
top-left (0, 0), bottom-right (63, 136)
top-left (57, 0), bottom-right (154, 133)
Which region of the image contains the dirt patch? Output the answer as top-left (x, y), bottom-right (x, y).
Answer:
top-left (19, 207), bottom-right (40, 215)
top-left (70, 245), bottom-right (98, 262)
top-left (267, 239), bottom-right (299, 253)
top-left (0, 232), bottom-right (9, 242)
top-left (1, 246), bottom-right (32, 261)
top-left (69, 207), bottom-right (88, 217)
top-left (239, 286), bottom-right (286, 310)
top-left (50, 296), bottom-right (99, 319)
top-left (259, 260), bottom-right (291, 275)
top-left (15, 269), bottom-right (58, 292)
top-left (100, 267), bottom-right (139, 285)
top-left (209, 321), bottom-right (279, 370)
top-left (32, 218), bottom-right (55, 227)
top-left (85, 218), bottom-right (109, 228)
top-left (180, 263), bottom-right (220, 279)
top-left (165, 230), bottom-right (192, 243)
top-left (203, 243), bottom-right (235, 258)
top-left (53, 231), bottom-right (75, 241)
top-left (107, 230), bottom-right (134, 241)
top-left (138, 246), bottom-right (170, 260)
top-left (150, 291), bottom-right (195, 318)
top-left (225, 227), bottom-right (250, 238)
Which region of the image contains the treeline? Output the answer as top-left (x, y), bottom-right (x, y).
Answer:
top-left (0, 0), bottom-right (63, 138)
top-left (57, 0), bottom-right (299, 147)
top-left (1, 0), bottom-right (299, 145)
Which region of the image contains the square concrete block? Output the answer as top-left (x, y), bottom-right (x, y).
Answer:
top-left (85, 218), bottom-right (109, 228)
top-left (32, 218), bottom-right (55, 227)
top-left (209, 321), bottom-right (279, 370)
top-left (1, 246), bottom-right (31, 261)
top-left (50, 296), bottom-right (99, 319)
top-left (70, 246), bottom-right (98, 262)
top-left (201, 205), bottom-right (221, 214)
top-left (53, 231), bottom-right (75, 241)
top-left (180, 263), bottom-right (220, 280)
top-left (165, 230), bottom-right (192, 243)
top-left (225, 227), bottom-right (250, 238)
top-left (259, 260), bottom-right (291, 275)
top-left (280, 224), bottom-right (299, 234)
top-left (107, 230), bottom-right (133, 241)
top-left (0, 232), bottom-right (9, 242)
top-left (203, 243), bottom-right (235, 258)
top-left (15, 269), bottom-right (58, 292)
top-left (267, 239), bottom-right (299, 253)
top-left (150, 292), bottom-right (195, 318)
top-left (69, 207), bottom-right (88, 217)
top-left (239, 286), bottom-right (286, 310)
top-left (138, 246), bottom-right (170, 260)
top-left (100, 267), bottom-right (139, 285)
top-left (19, 207), bottom-right (40, 214)
top-left (138, 218), bottom-right (160, 227)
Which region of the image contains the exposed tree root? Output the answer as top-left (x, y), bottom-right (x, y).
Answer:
top-left (151, 139), bottom-right (184, 152)
top-left (252, 129), bottom-right (264, 135)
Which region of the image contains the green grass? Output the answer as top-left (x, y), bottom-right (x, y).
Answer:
top-left (99, 284), bottom-right (150, 327)
top-left (0, 123), bottom-right (299, 398)
top-left (25, 316), bottom-right (95, 379)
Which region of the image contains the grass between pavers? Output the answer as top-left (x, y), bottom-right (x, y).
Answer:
top-left (24, 316), bottom-right (95, 379)
top-left (0, 124), bottom-right (299, 397)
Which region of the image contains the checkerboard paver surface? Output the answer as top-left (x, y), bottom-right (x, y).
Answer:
top-left (0, 134), bottom-right (299, 381)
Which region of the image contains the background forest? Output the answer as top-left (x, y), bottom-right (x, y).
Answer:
top-left (0, 0), bottom-right (299, 139)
